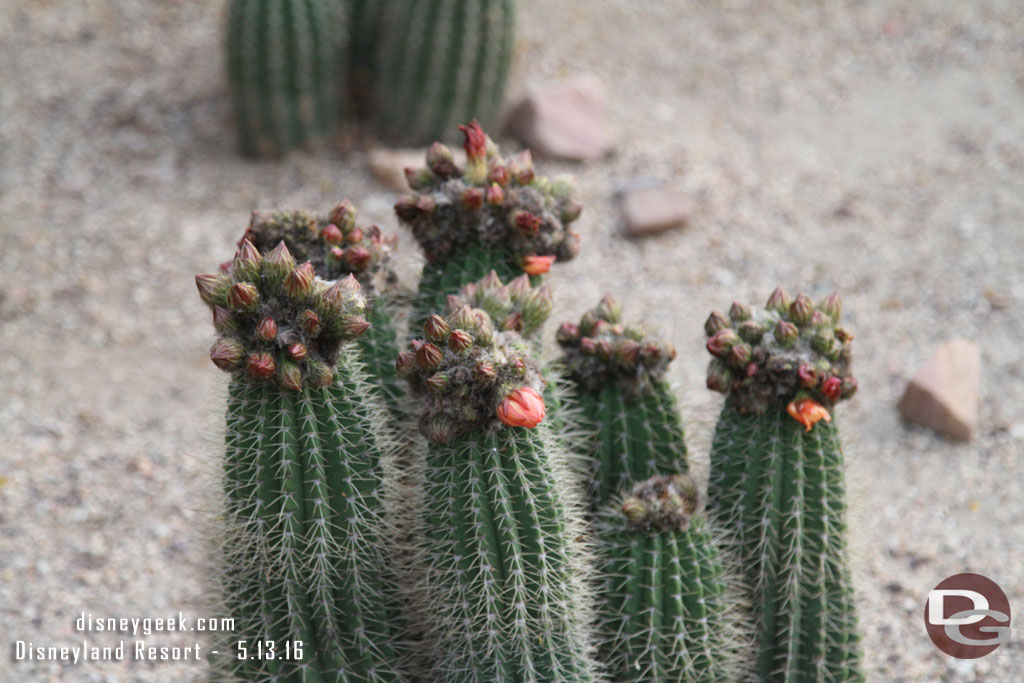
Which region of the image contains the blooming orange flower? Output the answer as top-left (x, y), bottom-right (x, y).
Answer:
top-left (496, 386), bottom-right (546, 428)
top-left (521, 254), bottom-right (556, 275)
top-left (787, 397), bottom-right (832, 432)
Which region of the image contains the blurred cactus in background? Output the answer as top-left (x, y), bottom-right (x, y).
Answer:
top-left (373, 0), bottom-right (516, 146)
top-left (196, 240), bottom-right (408, 681)
top-left (705, 288), bottom-right (863, 682)
top-left (226, 0), bottom-right (347, 157)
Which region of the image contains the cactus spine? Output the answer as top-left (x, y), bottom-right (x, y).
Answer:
top-left (226, 0), bottom-right (347, 157)
top-left (197, 240), bottom-right (406, 681)
top-left (373, 0), bottom-right (516, 145)
top-left (394, 122), bottom-right (582, 327)
top-left (396, 305), bottom-right (600, 682)
top-left (596, 475), bottom-right (750, 682)
top-left (556, 295), bottom-right (683, 509)
top-left (705, 288), bottom-right (863, 681)
top-left (240, 201), bottom-right (405, 414)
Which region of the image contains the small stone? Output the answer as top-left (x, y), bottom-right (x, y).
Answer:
top-left (619, 187), bottom-right (692, 235)
top-left (898, 339), bottom-right (980, 441)
top-left (507, 75), bottom-right (612, 161)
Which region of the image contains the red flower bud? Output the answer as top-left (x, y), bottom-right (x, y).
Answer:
top-left (286, 343), bottom-right (307, 361)
top-left (774, 320), bottom-right (798, 347)
top-left (556, 322), bottom-right (579, 344)
top-left (257, 316), bottom-right (277, 341)
top-left (330, 200), bottom-right (357, 231)
top-left (341, 315), bottom-right (370, 338)
top-left (513, 211), bottom-right (542, 234)
top-left (195, 273), bottom-right (228, 307)
top-left (347, 227), bottom-right (363, 244)
top-left (459, 120), bottom-right (488, 161)
top-left (798, 364), bottom-right (819, 388)
top-left (227, 282), bottom-right (259, 310)
top-left (789, 293), bottom-right (815, 326)
top-left (579, 337), bottom-right (597, 355)
top-left (485, 183), bottom-right (505, 205)
top-left (299, 309), bottom-right (321, 335)
top-left (284, 262), bottom-right (315, 297)
top-left (496, 386), bottom-right (546, 428)
top-left (424, 314), bottom-right (451, 342)
top-left (322, 223), bottom-right (344, 244)
top-left (343, 246), bottom-right (371, 271)
top-left (488, 162), bottom-right (509, 186)
top-left (819, 291), bottom-right (842, 322)
top-left (209, 338), bottom-right (244, 371)
top-left (427, 142), bottom-right (459, 179)
top-left (508, 150), bottom-right (535, 185)
top-left (841, 376), bottom-right (858, 399)
top-left (448, 329), bottom-right (473, 352)
top-left (706, 329), bottom-right (740, 357)
top-left (474, 361), bottom-right (497, 383)
top-left (266, 241), bottom-right (296, 274)
top-left (821, 376), bottom-right (842, 402)
top-left (279, 362), bottom-right (303, 392)
top-left (246, 352), bottom-right (276, 379)
top-left (426, 372), bottom-right (450, 394)
top-left (729, 301), bottom-right (752, 322)
top-left (395, 350), bottom-right (416, 377)
top-left (766, 286), bottom-right (793, 314)
top-left (415, 342), bottom-right (443, 371)
top-left (704, 311), bottom-right (729, 337)
top-left (461, 187), bottom-right (484, 210)
top-left (522, 254), bottom-right (556, 275)
top-left (501, 312), bottom-right (524, 332)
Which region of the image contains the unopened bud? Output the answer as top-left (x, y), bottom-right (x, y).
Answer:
top-left (395, 351), bottom-right (416, 377)
top-left (341, 315), bottom-right (370, 338)
top-left (209, 338), bottom-right (244, 371)
top-left (501, 312), bottom-right (524, 332)
top-left (485, 183), bottom-right (505, 205)
top-left (556, 322), bottom-right (580, 344)
top-left (424, 314), bottom-right (451, 342)
top-left (257, 316), bottom-right (277, 341)
top-left (415, 342), bottom-right (443, 371)
top-left (343, 246), bottom-right (371, 271)
top-left (426, 372), bottom-right (450, 394)
top-left (278, 361), bottom-right (303, 391)
top-left (329, 200), bottom-right (357, 231)
top-left (821, 376), bottom-right (842, 402)
top-left (704, 311), bottom-right (730, 336)
top-left (737, 320), bottom-right (765, 344)
top-left (729, 301), bottom-right (752, 323)
top-left (789, 293), bottom-right (814, 326)
top-left (448, 329), bottom-right (473, 352)
top-left (766, 286), bottom-right (793, 314)
top-left (426, 142), bottom-right (459, 179)
top-left (307, 361), bottom-right (334, 387)
top-left (706, 360), bottom-right (731, 393)
top-left (461, 187), bottom-right (484, 210)
top-left (819, 291), bottom-right (842, 322)
top-left (195, 273), bottom-right (229, 307)
top-left (508, 150), bottom-right (535, 185)
top-left (284, 262), bottom-right (315, 298)
top-left (299, 309), bottom-right (321, 335)
top-left (596, 294), bottom-right (621, 323)
top-left (233, 240), bottom-right (262, 281)
top-left (246, 352), bottom-right (275, 379)
top-left (227, 282), bottom-right (259, 310)
top-left (706, 328), bottom-right (740, 357)
top-left (512, 210), bottom-right (542, 234)
top-left (728, 343), bottom-right (752, 367)
top-left (774, 320), bottom-right (798, 347)
top-left (265, 241), bottom-right (296, 276)
top-left (286, 343), bottom-right (307, 361)
top-left (322, 223), bottom-right (344, 244)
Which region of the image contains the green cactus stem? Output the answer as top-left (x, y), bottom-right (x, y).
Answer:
top-left (395, 122), bottom-right (582, 327)
top-left (240, 201), bottom-right (405, 414)
top-left (595, 474), bottom-right (750, 682)
top-left (396, 305), bottom-right (600, 682)
top-left (373, 0), bottom-right (515, 145)
top-left (197, 240), bottom-right (407, 681)
top-left (345, 0), bottom-right (383, 118)
top-left (226, 0), bottom-right (347, 157)
top-left (557, 295), bottom-right (684, 509)
top-left (705, 287), bottom-right (863, 682)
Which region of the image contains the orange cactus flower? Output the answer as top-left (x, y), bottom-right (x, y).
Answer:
top-left (521, 254), bottom-right (556, 275)
top-left (787, 397), bottom-right (832, 432)
top-left (496, 386), bottom-right (546, 428)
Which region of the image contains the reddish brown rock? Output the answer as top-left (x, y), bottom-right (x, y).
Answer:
top-left (507, 76), bottom-right (611, 161)
top-left (898, 339), bottom-right (981, 440)
top-left (620, 187), bottom-right (692, 236)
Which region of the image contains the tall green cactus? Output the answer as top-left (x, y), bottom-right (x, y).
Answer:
top-left (373, 1), bottom-right (515, 145)
top-left (345, 0), bottom-right (383, 118)
top-left (196, 239), bottom-right (407, 681)
top-left (595, 474), bottom-right (750, 682)
top-left (240, 201), bottom-right (405, 414)
top-left (394, 122), bottom-right (582, 328)
top-left (226, 0), bottom-right (347, 157)
top-left (705, 288), bottom-right (863, 681)
top-left (556, 295), bottom-right (683, 510)
top-left (395, 305), bottom-right (600, 682)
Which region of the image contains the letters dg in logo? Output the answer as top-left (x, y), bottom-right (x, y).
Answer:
top-left (924, 573), bottom-right (1011, 659)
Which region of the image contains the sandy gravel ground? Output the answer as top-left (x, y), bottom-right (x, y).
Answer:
top-left (2, 1), bottom-right (1023, 681)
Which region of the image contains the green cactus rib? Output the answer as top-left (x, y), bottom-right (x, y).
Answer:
top-left (404, 426), bottom-right (600, 682)
top-left (345, 0), bottom-right (382, 117)
top-left (356, 296), bottom-right (405, 415)
top-left (596, 513), bottom-right (748, 682)
top-left (707, 404), bottom-right (863, 682)
top-left (215, 348), bottom-right (406, 682)
top-left (578, 381), bottom-right (688, 511)
top-left (374, 0), bottom-right (515, 145)
top-left (412, 242), bottom-right (530, 333)
top-left (227, 0), bottom-right (346, 157)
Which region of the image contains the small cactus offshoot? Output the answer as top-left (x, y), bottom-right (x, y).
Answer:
top-left (706, 287), bottom-right (864, 682)
top-left (595, 474), bottom-right (751, 682)
top-left (445, 269), bottom-right (554, 340)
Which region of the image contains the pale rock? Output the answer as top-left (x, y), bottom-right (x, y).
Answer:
top-left (898, 339), bottom-right (981, 440)
top-left (620, 187), bottom-right (692, 236)
top-left (507, 76), bottom-right (611, 160)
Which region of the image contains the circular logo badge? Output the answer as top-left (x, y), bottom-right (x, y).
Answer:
top-left (924, 573), bottom-right (1011, 658)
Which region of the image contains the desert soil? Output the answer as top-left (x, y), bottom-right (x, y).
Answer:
top-left (1, 1), bottom-right (1023, 681)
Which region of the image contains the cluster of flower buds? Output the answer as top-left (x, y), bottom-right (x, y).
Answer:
top-left (445, 270), bottom-right (553, 341)
top-left (397, 305), bottom-right (547, 443)
top-left (393, 120), bottom-right (582, 272)
top-left (195, 240), bottom-right (369, 391)
top-left (619, 474), bottom-right (699, 533)
top-left (704, 287), bottom-right (857, 426)
top-left (557, 294), bottom-right (677, 395)
top-left (237, 200), bottom-right (396, 292)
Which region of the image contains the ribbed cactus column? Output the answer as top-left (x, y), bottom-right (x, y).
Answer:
top-left (196, 240), bottom-right (406, 681)
top-left (556, 295), bottom-right (683, 510)
top-left (705, 288), bottom-right (863, 682)
top-left (240, 201), bottom-right (405, 414)
top-left (394, 121), bottom-right (583, 328)
top-left (226, 0), bottom-right (347, 157)
top-left (373, 0), bottom-right (515, 145)
top-left (395, 305), bottom-right (600, 682)
top-left (596, 474), bottom-right (749, 682)
top-left (345, 0), bottom-right (383, 118)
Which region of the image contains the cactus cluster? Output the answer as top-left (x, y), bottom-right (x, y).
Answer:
top-left (373, 0), bottom-right (516, 146)
top-left (706, 288), bottom-right (863, 681)
top-left (196, 240), bottom-right (406, 681)
top-left (226, 0), bottom-right (348, 157)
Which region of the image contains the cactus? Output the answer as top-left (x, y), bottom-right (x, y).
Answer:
top-left (372, 0), bottom-right (515, 145)
top-left (226, 0), bottom-right (348, 157)
top-left (556, 295), bottom-right (683, 509)
top-left (395, 304), bottom-right (600, 682)
top-left (240, 201), bottom-right (406, 414)
top-left (346, 0), bottom-right (383, 118)
top-left (595, 474), bottom-right (750, 682)
top-left (395, 122), bottom-right (582, 327)
top-left (196, 240), bottom-right (407, 681)
top-left (705, 288), bottom-right (863, 681)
